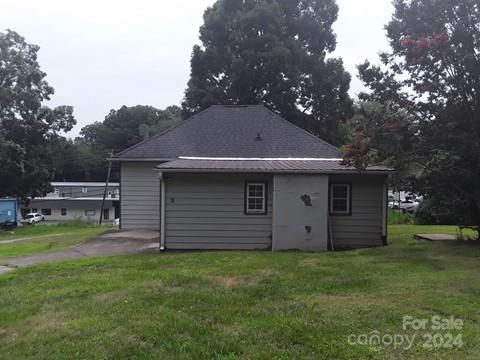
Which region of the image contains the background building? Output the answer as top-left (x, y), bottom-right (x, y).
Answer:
top-left (19, 182), bottom-right (120, 223)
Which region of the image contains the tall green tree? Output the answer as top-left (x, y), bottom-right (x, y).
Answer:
top-left (350, 0), bottom-right (480, 235)
top-left (80, 105), bottom-right (182, 153)
top-left (182, 0), bottom-right (352, 145)
top-left (0, 30), bottom-right (75, 200)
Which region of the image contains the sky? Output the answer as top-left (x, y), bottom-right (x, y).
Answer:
top-left (1, 0), bottom-right (394, 137)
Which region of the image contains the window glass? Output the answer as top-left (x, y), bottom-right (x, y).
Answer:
top-left (41, 208), bottom-right (52, 216)
top-left (61, 208), bottom-right (67, 216)
top-left (246, 182), bottom-right (266, 214)
top-left (330, 184), bottom-right (351, 215)
top-left (332, 186), bottom-right (348, 198)
top-left (332, 199), bottom-right (348, 212)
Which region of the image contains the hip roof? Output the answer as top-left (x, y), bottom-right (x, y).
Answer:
top-left (113, 105), bottom-right (341, 160)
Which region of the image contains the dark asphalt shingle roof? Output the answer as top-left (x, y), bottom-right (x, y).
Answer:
top-left (156, 159), bottom-right (392, 173)
top-left (114, 105), bottom-right (341, 159)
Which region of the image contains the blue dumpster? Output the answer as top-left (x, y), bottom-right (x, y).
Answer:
top-left (0, 199), bottom-right (17, 229)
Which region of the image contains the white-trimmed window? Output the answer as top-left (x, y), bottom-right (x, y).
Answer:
top-left (245, 182), bottom-right (267, 214)
top-left (330, 184), bottom-right (351, 215)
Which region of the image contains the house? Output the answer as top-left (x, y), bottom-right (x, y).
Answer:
top-left (111, 105), bottom-right (391, 251)
top-left (19, 182), bottom-right (120, 223)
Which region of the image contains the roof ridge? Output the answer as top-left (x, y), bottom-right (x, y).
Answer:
top-left (113, 106), bottom-right (216, 158)
top-left (260, 107), bottom-right (340, 155)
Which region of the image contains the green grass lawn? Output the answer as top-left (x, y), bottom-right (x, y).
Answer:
top-left (0, 225), bottom-right (479, 359)
top-left (0, 224), bottom-right (107, 259)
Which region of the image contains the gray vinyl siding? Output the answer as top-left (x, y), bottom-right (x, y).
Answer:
top-left (120, 162), bottom-right (160, 230)
top-left (329, 175), bottom-right (386, 248)
top-left (165, 173), bottom-right (273, 249)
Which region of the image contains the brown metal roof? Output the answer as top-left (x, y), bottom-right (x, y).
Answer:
top-left (155, 159), bottom-right (392, 174)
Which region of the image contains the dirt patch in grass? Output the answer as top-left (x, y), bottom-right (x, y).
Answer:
top-left (205, 269), bottom-right (280, 289)
top-left (444, 282), bottom-right (466, 295)
top-left (143, 279), bottom-right (165, 289)
top-left (0, 328), bottom-right (18, 343)
top-left (93, 290), bottom-right (126, 304)
top-left (124, 333), bottom-right (152, 348)
top-left (256, 268), bottom-right (280, 277)
top-left (216, 323), bottom-right (246, 338)
top-left (24, 311), bottom-right (70, 334)
top-left (206, 275), bottom-right (242, 288)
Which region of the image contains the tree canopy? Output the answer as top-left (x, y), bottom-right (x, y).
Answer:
top-left (182, 0), bottom-right (352, 145)
top-left (348, 0), bottom-right (480, 233)
top-left (47, 105), bottom-right (183, 183)
top-left (80, 105), bottom-right (182, 153)
top-left (48, 138), bottom-right (107, 182)
top-left (0, 30), bottom-right (75, 200)
top-left (342, 101), bottom-right (416, 189)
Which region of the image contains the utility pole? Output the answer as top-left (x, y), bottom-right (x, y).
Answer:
top-left (99, 149), bottom-right (114, 225)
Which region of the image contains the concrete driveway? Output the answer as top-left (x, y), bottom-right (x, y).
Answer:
top-left (0, 230), bottom-right (160, 273)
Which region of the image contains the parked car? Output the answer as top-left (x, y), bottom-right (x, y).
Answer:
top-left (21, 213), bottom-right (44, 225)
top-left (397, 200), bottom-right (420, 213)
top-left (388, 200), bottom-right (399, 209)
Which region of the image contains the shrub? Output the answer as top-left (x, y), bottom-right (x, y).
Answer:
top-left (388, 208), bottom-right (414, 225)
top-left (415, 197), bottom-right (461, 225)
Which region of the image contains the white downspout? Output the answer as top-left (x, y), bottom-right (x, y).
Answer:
top-left (159, 171), bottom-right (166, 251)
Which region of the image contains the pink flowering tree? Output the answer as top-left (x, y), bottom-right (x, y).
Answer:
top-left (352, 0), bottom-right (480, 236)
